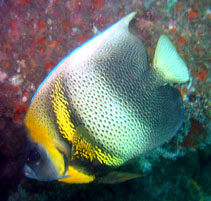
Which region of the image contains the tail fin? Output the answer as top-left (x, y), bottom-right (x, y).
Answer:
top-left (153, 35), bottom-right (189, 83)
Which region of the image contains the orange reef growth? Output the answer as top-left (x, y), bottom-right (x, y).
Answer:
top-left (176, 3), bottom-right (183, 10)
top-left (90, 0), bottom-right (105, 11)
top-left (13, 104), bottom-right (28, 122)
top-left (177, 37), bottom-right (186, 46)
top-left (188, 8), bottom-right (199, 22)
top-left (44, 61), bottom-right (58, 70)
top-left (192, 66), bottom-right (207, 82)
top-left (180, 119), bottom-right (207, 148)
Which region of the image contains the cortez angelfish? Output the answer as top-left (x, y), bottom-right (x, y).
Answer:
top-left (24, 12), bottom-right (189, 184)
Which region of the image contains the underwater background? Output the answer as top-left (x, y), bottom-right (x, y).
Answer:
top-left (0, 0), bottom-right (210, 200)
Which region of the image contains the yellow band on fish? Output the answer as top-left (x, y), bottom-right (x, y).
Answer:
top-left (44, 143), bottom-right (66, 176)
top-left (58, 166), bottom-right (95, 184)
top-left (73, 130), bottom-right (123, 166)
top-left (50, 77), bottom-right (123, 166)
top-left (50, 76), bottom-right (76, 143)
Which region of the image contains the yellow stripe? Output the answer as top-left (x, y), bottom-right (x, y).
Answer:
top-left (50, 77), bottom-right (76, 143)
top-left (58, 166), bottom-right (95, 184)
top-left (73, 134), bottom-right (123, 166)
top-left (50, 77), bottom-right (122, 167)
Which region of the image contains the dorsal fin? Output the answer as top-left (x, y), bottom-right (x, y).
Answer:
top-left (105, 11), bottom-right (136, 33)
top-left (69, 12), bottom-right (137, 58)
top-left (91, 11), bottom-right (137, 41)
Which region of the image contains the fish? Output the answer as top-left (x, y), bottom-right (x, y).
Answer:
top-left (24, 12), bottom-right (190, 184)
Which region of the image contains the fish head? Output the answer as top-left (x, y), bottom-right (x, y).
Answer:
top-left (24, 98), bottom-right (70, 181)
top-left (24, 140), bottom-right (69, 181)
top-left (24, 142), bottom-right (67, 181)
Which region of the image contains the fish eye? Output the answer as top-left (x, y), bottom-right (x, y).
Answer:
top-left (26, 149), bottom-right (41, 164)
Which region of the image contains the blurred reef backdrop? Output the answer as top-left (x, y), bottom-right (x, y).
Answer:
top-left (0, 0), bottom-right (210, 201)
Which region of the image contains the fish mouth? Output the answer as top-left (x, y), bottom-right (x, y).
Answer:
top-left (24, 164), bottom-right (37, 180)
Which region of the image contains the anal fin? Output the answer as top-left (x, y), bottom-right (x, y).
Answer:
top-left (96, 171), bottom-right (143, 184)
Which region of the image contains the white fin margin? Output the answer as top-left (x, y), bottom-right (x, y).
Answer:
top-left (69, 12), bottom-right (136, 62)
top-left (153, 35), bottom-right (190, 83)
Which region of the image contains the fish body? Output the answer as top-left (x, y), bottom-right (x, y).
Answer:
top-left (24, 12), bottom-right (189, 184)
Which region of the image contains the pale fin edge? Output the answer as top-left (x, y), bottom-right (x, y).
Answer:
top-left (104, 11), bottom-right (136, 35)
top-left (96, 171), bottom-right (143, 184)
top-left (153, 35), bottom-right (190, 83)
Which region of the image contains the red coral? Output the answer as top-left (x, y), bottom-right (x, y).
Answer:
top-left (177, 37), bottom-right (186, 46)
top-left (19, 0), bottom-right (32, 8)
top-left (44, 61), bottom-right (57, 70)
top-left (90, 0), bottom-right (105, 11)
top-left (10, 21), bottom-right (17, 30)
top-left (176, 3), bottom-right (183, 10)
top-left (38, 37), bottom-right (46, 45)
top-left (13, 104), bottom-right (28, 122)
top-left (192, 66), bottom-right (207, 82)
top-left (180, 119), bottom-right (207, 148)
top-left (38, 20), bottom-right (46, 29)
top-left (188, 8), bottom-right (199, 22)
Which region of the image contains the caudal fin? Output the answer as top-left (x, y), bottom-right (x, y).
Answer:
top-left (153, 35), bottom-right (189, 83)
